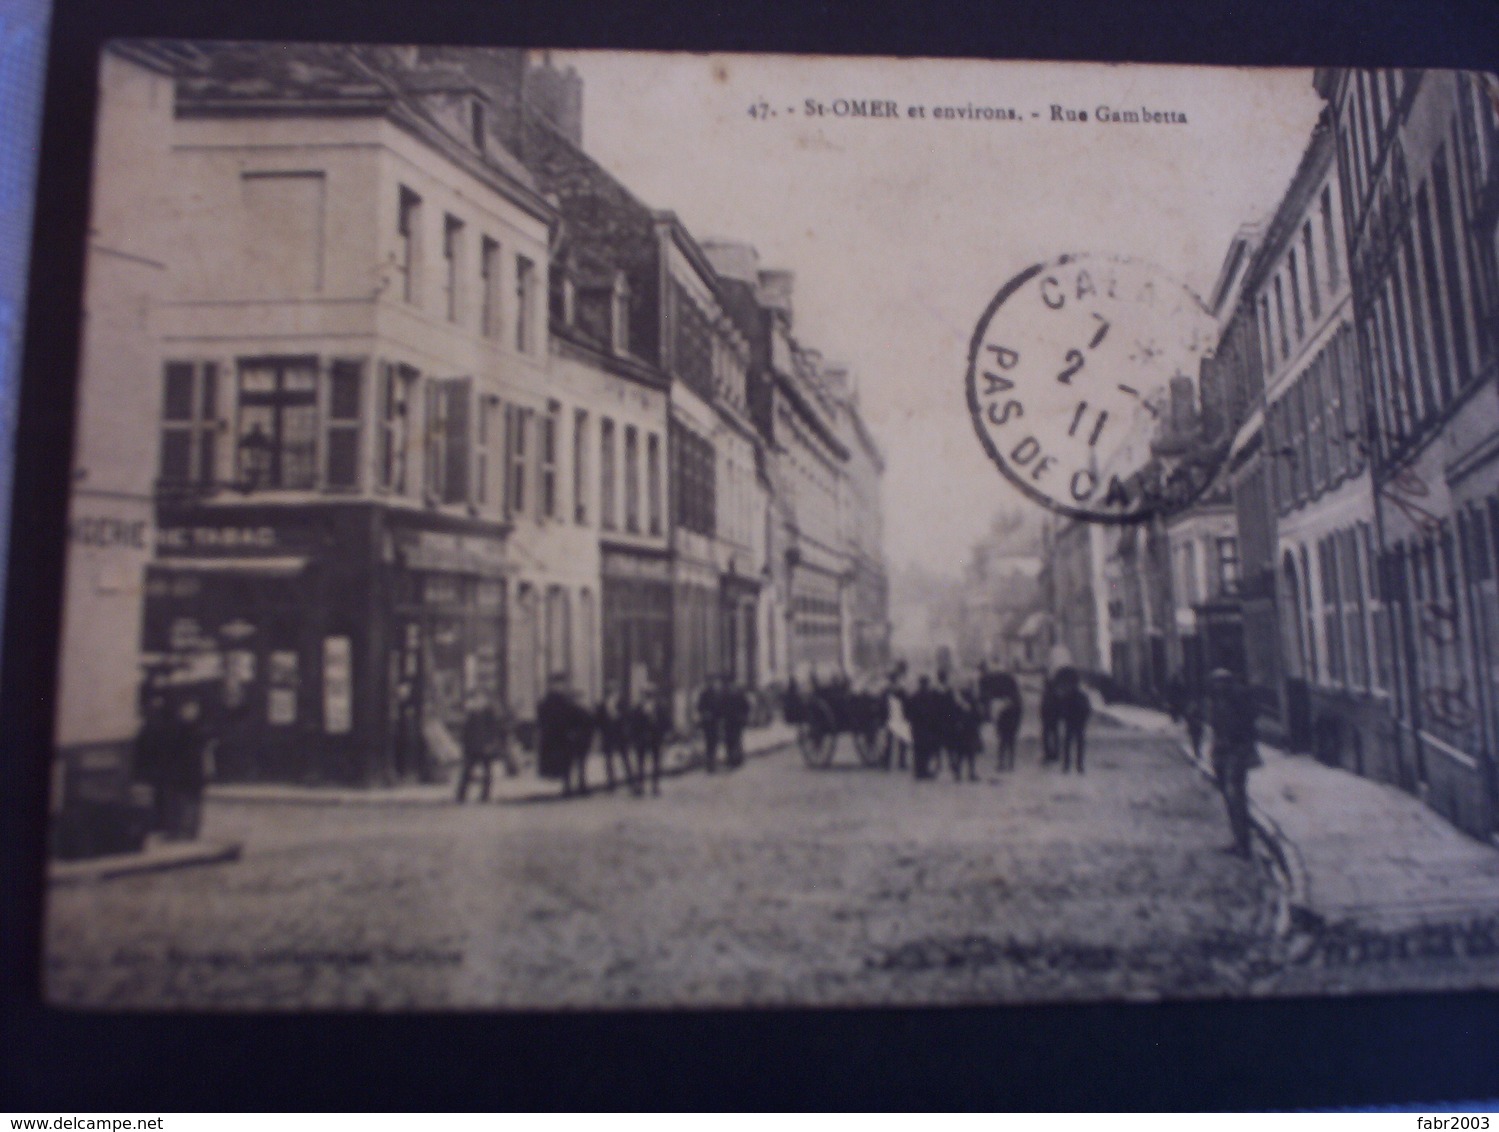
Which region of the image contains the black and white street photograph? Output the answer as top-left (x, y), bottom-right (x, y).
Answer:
top-left (39, 42), bottom-right (1499, 1010)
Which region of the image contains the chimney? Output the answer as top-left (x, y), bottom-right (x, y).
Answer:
top-left (701, 240), bottom-right (760, 285)
top-left (526, 52), bottom-right (584, 147)
top-left (757, 268), bottom-right (795, 324)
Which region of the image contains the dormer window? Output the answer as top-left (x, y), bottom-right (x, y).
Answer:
top-left (562, 275), bottom-right (577, 326)
top-left (470, 100), bottom-right (487, 152)
top-left (611, 271), bottom-right (630, 355)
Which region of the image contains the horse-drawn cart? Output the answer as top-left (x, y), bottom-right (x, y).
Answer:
top-left (785, 684), bottom-right (889, 769)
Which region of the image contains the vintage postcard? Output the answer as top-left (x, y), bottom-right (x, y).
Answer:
top-left (42, 43), bottom-right (1499, 1009)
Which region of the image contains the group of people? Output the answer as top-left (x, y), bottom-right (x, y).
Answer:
top-left (874, 661), bottom-right (1031, 782)
top-left (453, 674), bottom-right (674, 802)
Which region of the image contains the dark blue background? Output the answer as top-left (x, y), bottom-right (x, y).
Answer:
top-left (4, 0), bottom-right (1499, 1111)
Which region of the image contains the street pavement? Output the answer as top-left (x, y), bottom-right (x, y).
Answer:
top-left (1098, 698), bottom-right (1499, 994)
top-left (45, 709), bottom-right (1285, 1009)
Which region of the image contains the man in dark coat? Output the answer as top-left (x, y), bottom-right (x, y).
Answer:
top-left (721, 678), bottom-right (751, 770)
top-left (696, 676), bottom-right (724, 774)
top-left (456, 695), bottom-right (500, 803)
top-left (595, 682), bottom-right (630, 791)
top-left (537, 675), bottom-right (593, 797)
top-left (907, 675), bottom-right (937, 780)
top-left (1208, 668), bottom-right (1259, 858)
top-left (138, 693), bottom-right (208, 840)
top-left (627, 681), bottom-right (671, 796)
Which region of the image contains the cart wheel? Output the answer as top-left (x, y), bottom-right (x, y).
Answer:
top-left (797, 700), bottom-right (837, 768)
top-left (855, 728), bottom-right (887, 767)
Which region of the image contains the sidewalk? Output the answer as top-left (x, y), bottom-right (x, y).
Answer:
top-left (207, 721), bottom-right (797, 808)
top-left (49, 837), bottom-right (242, 886)
top-left (1094, 695), bottom-right (1499, 935)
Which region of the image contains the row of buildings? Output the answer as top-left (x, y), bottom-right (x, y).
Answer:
top-left (57, 42), bottom-right (889, 786)
top-left (1045, 68), bottom-right (1499, 841)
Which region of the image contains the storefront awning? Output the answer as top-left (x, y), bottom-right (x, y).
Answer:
top-left (153, 555), bottom-right (309, 577)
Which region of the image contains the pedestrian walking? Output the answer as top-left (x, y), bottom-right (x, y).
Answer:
top-left (138, 692), bottom-right (208, 840)
top-left (1207, 668), bottom-right (1260, 858)
top-left (626, 680), bottom-right (671, 796)
top-left (596, 682), bottom-right (630, 791)
top-left (537, 674), bottom-right (593, 798)
top-left (696, 676), bottom-right (724, 773)
top-left (721, 678), bottom-right (751, 770)
top-left (907, 675), bottom-right (938, 780)
top-left (456, 694), bottom-right (500, 803)
top-left (884, 665), bottom-right (912, 771)
top-left (1183, 690), bottom-right (1206, 763)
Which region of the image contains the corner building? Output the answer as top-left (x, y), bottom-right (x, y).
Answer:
top-left (120, 44), bottom-right (558, 783)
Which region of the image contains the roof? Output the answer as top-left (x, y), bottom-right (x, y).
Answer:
top-left (129, 40), bottom-right (552, 224)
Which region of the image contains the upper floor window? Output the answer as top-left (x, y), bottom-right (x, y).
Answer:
top-left (442, 215), bottom-right (464, 324)
top-left (480, 237), bottom-right (501, 339)
top-left (1288, 251), bottom-right (1305, 342)
top-left (1320, 186), bottom-right (1340, 292)
top-left (325, 360), bottom-right (363, 490)
top-left (423, 377), bottom-right (472, 506)
top-left (159, 361), bottom-right (219, 487)
top-left (542, 403), bottom-right (560, 520)
top-left (624, 425), bottom-right (640, 533)
top-left (1216, 536), bottom-right (1240, 593)
top-left (1303, 222), bottom-right (1321, 321)
top-left (647, 432), bottom-right (662, 535)
top-left (397, 187), bottom-right (422, 305)
top-left (573, 409), bottom-right (589, 525)
top-left (1273, 276), bottom-right (1290, 361)
top-left (516, 256), bottom-right (537, 353)
top-left (600, 417), bottom-right (617, 530)
top-left (378, 362), bottom-right (416, 495)
top-left (506, 405), bottom-right (530, 515)
top-left (236, 357), bottom-right (319, 490)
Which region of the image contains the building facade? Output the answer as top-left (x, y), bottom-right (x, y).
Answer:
top-left (1321, 67), bottom-right (1499, 836)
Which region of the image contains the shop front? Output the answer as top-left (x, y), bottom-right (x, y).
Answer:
top-left (601, 545), bottom-right (673, 701)
top-left (143, 502), bottom-right (510, 785)
top-left (719, 572), bottom-right (760, 688)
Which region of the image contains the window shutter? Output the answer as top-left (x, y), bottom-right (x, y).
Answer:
top-left (325, 359), bottom-right (362, 490)
top-left (444, 378), bottom-right (472, 504)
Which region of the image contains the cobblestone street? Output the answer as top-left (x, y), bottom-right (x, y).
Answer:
top-left (45, 708), bottom-right (1300, 1009)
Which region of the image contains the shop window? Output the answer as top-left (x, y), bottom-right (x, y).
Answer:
top-left (325, 360), bottom-right (362, 490)
top-left (424, 377), bottom-right (472, 505)
top-left (397, 186), bottom-right (422, 305)
top-left (379, 362), bottom-right (415, 495)
top-left (159, 361), bottom-right (219, 487)
top-left (236, 357), bottom-right (318, 490)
